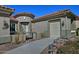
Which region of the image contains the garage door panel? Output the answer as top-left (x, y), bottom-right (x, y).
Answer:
top-left (50, 21), bottom-right (60, 39)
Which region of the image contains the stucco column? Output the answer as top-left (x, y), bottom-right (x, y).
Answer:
top-left (16, 22), bottom-right (20, 43)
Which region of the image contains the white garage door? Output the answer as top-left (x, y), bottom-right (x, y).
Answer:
top-left (50, 21), bottom-right (60, 39)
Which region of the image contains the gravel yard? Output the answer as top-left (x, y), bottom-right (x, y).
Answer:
top-left (41, 37), bottom-right (79, 54)
top-left (0, 42), bottom-right (24, 53)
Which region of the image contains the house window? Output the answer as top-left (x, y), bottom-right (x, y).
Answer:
top-left (10, 22), bottom-right (16, 35)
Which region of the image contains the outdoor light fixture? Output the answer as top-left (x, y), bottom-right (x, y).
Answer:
top-left (62, 21), bottom-right (64, 27)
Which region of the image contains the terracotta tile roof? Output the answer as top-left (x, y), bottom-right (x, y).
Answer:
top-left (10, 16), bottom-right (18, 22)
top-left (0, 5), bottom-right (14, 11)
top-left (0, 5), bottom-right (15, 16)
top-left (76, 16), bottom-right (79, 20)
top-left (14, 12), bottom-right (35, 18)
top-left (32, 9), bottom-right (76, 23)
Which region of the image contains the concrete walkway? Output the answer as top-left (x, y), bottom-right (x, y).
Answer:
top-left (5, 38), bottom-right (55, 54)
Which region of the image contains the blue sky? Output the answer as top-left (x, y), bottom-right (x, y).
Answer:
top-left (6, 5), bottom-right (79, 17)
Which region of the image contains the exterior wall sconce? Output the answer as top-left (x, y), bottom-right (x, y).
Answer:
top-left (62, 21), bottom-right (64, 27)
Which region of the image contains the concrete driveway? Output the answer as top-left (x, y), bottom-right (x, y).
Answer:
top-left (5, 38), bottom-right (55, 54)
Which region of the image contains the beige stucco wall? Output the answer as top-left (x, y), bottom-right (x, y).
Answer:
top-left (0, 17), bottom-right (10, 36)
top-left (60, 17), bottom-right (71, 38)
top-left (32, 21), bottom-right (49, 39)
top-left (32, 21), bottom-right (48, 33)
top-left (16, 16), bottom-right (33, 22)
top-left (74, 20), bottom-right (79, 29)
top-left (61, 17), bottom-right (71, 30)
top-left (71, 20), bottom-right (76, 30)
top-left (0, 17), bottom-right (11, 44)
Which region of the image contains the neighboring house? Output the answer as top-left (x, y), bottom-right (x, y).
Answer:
top-left (32, 10), bottom-right (76, 39)
top-left (13, 12), bottom-right (35, 41)
top-left (0, 6), bottom-right (14, 44)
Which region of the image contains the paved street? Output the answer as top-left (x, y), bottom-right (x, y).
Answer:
top-left (5, 38), bottom-right (55, 54)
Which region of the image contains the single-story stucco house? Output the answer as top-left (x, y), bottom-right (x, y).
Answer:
top-left (32, 9), bottom-right (76, 40)
top-left (0, 5), bottom-right (79, 44)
